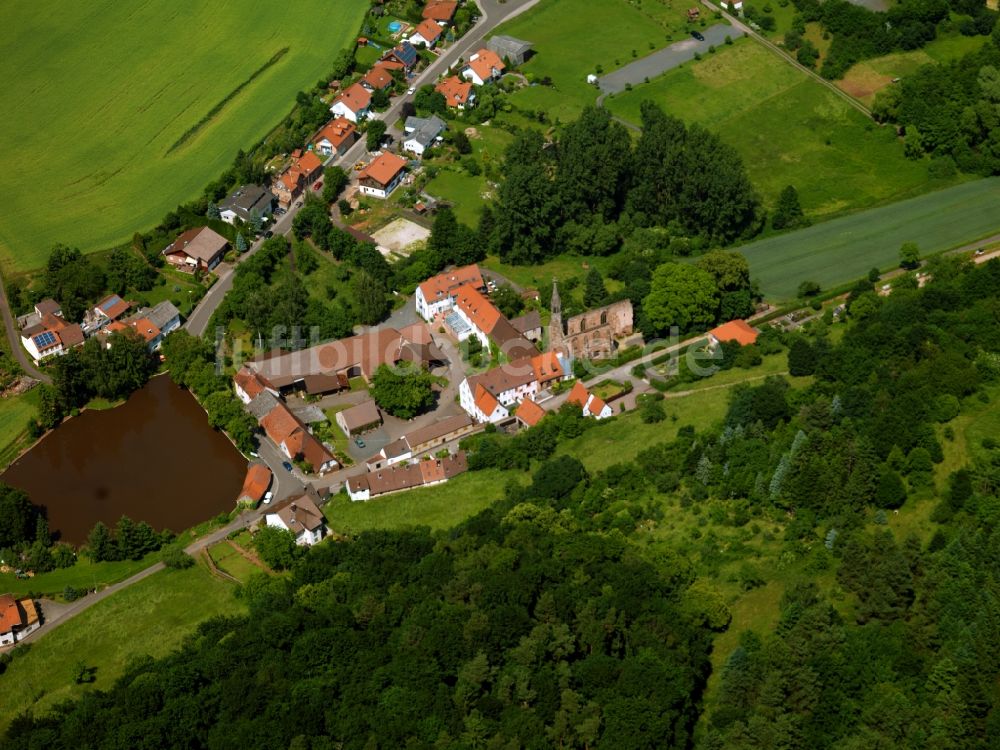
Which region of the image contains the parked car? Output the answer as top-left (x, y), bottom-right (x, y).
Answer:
top-left (264, 230), bottom-right (273, 238)
top-left (692, 31), bottom-right (705, 41)
top-left (313, 180), bottom-right (323, 191)
top-left (407, 86), bottom-right (415, 95)
top-left (282, 461), bottom-right (293, 472)
top-left (263, 491), bottom-right (273, 504)
top-left (354, 437), bottom-right (366, 449)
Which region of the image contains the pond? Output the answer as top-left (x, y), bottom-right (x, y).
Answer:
top-left (2, 375), bottom-right (247, 546)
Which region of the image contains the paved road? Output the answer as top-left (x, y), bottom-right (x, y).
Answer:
top-left (598, 24), bottom-right (735, 95)
top-left (0, 278), bottom-right (51, 384)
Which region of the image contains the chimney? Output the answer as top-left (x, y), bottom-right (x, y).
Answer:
top-left (290, 503), bottom-right (297, 513)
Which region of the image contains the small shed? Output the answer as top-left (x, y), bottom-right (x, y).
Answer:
top-left (336, 400), bottom-right (383, 436)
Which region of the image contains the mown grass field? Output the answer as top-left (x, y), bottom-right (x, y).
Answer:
top-left (837, 31), bottom-right (987, 105)
top-left (606, 41), bottom-right (943, 218)
top-left (495, 0), bottom-right (692, 121)
top-left (0, 387), bottom-right (40, 470)
top-left (0, 0), bottom-right (368, 272)
top-left (735, 176), bottom-right (1000, 300)
top-left (0, 563), bottom-right (243, 729)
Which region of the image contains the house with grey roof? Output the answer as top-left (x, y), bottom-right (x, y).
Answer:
top-left (487, 35), bottom-right (533, 66)
top-left (403, 115), bottom-right (447, 157)
top-left (219, 184), bottom-right (274, 225)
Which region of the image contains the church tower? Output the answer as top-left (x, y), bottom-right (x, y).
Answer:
top-left (548, 278), bottom-right (564, 353)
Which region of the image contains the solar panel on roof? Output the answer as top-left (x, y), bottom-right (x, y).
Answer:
top-left (100, 296), bottom-right (122, 312)
top-left (33, 331), bottom-right (57, 348)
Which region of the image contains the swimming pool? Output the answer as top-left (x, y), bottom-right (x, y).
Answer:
top-left (388, 20), bottom-right (402, 32)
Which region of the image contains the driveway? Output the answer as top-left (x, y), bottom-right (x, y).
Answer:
top-left (598, 24), bottom-right (735, 95)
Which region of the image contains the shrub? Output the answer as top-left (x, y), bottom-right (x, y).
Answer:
top-left (162, 547), bottom-right (195, 569)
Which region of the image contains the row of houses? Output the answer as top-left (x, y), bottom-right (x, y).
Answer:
top-left (19, 295), bottom-right (180, 363)
top-left (346, 451), bottom-right (468, 501)
top-left (364, 412), bottom-right (479, 470)
top-left (459, 350), bottom-right (567, 422)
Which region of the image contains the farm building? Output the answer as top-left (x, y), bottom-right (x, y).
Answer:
top-left (487, 35), bottom-right (533, 66)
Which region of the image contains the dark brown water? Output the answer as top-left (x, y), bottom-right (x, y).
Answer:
top-left (2, 374), bottom-right (246, 545)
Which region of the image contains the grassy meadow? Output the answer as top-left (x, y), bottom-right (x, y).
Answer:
top-left (605, 41), bottom-right (941, 218)
top-left (0, 386), bottom-right (40, 469)
top-left (0, 562), bottom-right (243, 729)
top-left (0, 0), bottom-right (368, 272)
top-left (735, 176), bottom-right (1000, 300)
top-left (495, 0), bottom-right (694, 121)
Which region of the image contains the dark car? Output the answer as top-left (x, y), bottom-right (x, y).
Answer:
top-left (264, 230), bottom-right (273, 238)
top-left (692, 31), bottom-right (705, 41)
top-left (282, 461), bottom-right (293, 472)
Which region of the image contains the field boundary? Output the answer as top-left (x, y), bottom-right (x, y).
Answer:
top-left (167, 47), bottom-right (290, 154)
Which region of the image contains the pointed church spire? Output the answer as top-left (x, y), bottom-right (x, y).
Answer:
top-left (550, 278), bottom-right (561, 317)
top-left (549, 278), bottom-right (564, 353)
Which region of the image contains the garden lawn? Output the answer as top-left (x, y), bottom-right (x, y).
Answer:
top-left (425, 124), bottom-right (512, 226)
top-left (495, 0), bottom-right (690, 121)
top-left (606, 41), bottom-right (940, 219)
top-left (0, 0), bottom-right (367, 272)
top-left (208, 541), bottom-right (263, 582)
top-left (734, 177), bottom-right (1000, 300)
top-left (0, 553), bottom-right (161, 599)
top-left (0, 387), bottom-right (40, 470)
top-left (0, 562), bottom-right (243, 729)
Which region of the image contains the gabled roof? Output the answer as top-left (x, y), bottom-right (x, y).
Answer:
top-left (363, 65), bottom-right (395, 90)
top-left (95, 294), bottom-right (130, 321)
top-left (0, 595), bottom-right (24, 633)
top-left (404, 413), bottom-right (473, 449)
top-left (423, 1), bottom-right (457, 22)
top-left (315, 117), bottom-right (357, 150)
top-left (454, 284), bottom-right (501, 335)
top-left (358, 152), bottom-right (408, 187)
top-left (708, 319), bottom-right (758, 347)
top-left (35, 299), bottom-right (61, 317)
top-left (467, 49), bottom-right (505, 81)
top-left (338, 399), bottom-right (382, 431)
top-left (515, 398), bottom-right (546, 428)
top-left (146, 300), bottom-right (180, 331)
top-left (436, 76), bottom-right (474, 106)
top-left (278, 150), bottom-right (324, 192)
top-left (474, 383), bottom-right (501, 416)
top-left (510, 310), bottom-right (541, 334)
top-left (58, 323), bottom-right (85, 348)
top-left (469, 358), bottom-right (537, 399)
top-left (333, 82), bottom-right (372, 113)
top-left (268, 493), bottom-right (325, 533)
top-left (164, 226), bottom-right (229, 263)
top-left (239, 464), bottom-right (272, 502)
top-left (235, 366), bottom-right (267, 400)
top-left (566, 380), bottom-right (590, 408)
top-left (532, 351), bottom-right (564, 384)
top-left (348, 452), bottom-right (468, 496)
top-left (384, 41), bottom-right (418, 68)
top-left (587, 394), bottom-right (609, 417)
top-left (418, 264), bottom-right (485, 304)
top-left (412, 18), bottom-right (443, 43)
top-left (124, 317), bottom-right (160, 343)
top-left (403, 114), bottom-right (447, 149)
top-left (261, 403), bottom-right (303, 446)
top-left (219, 184), bottom-right (272, 219)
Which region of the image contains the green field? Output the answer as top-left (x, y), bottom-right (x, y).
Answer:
top-left (0, 387), bottom-right (40, 469)
top-left (495, 0), bottom-right (691, 121)
top-left (0, 563), bottom-right (243, 728)
top-left (606, 41), bottom-right (942, 218)
top-left (0, 0), bottom-right (368, 272)
top-left (735, 177), bottom-right (1000, 299)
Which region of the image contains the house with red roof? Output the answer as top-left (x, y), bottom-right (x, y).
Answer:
top-left (237, 463), bottom-right (272, 507)
top-left (0, 595), bottom-right (40, 646)
top-left (313, 117), bottom-right (357, 157)
top-left (423, 1), bottom-right (457, 24)
top-left (362, 64), bottom-right (395, 92)
top-left (458, 352), bottom-right (568, 424)
top-left (19, 308), bottom-right (84, 363)
top-left (329, 82), bottom-right (372, 123)
top-left (436, 76), bottom-right (475, 108)
top-left (357, 152), bottom-right (408, 198)
top-left (462, 48), bottom-right (506, 86)
top-left (272, 149), bottom-right (324, 209)
top-left (565, 381), bottom-right (613, 420)
top-left (707, 319), bottom-right (758, 348)
top-left (515, 398), bottom-right (547, 429)
top-left (415, 264), bottom-right (486, 321)
top-left (409, 18), bottom-right (444, 48)
top-left (261, 402), bottom-right (339, 475)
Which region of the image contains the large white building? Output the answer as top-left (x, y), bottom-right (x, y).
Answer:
top-left (458, 352), bottom-right (566, 424)
top-left (415, 264), bottom-right (486, 321)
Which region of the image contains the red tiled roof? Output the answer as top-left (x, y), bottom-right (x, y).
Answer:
top-left (588, 394), bottom-right (609, 417)
top-left (333, 82), bottom-right (372, 113)
top-left (423, 1), bottom-right (457, 22)
top-left (235, 366), bottom-right (266, 400)
top-left (363, 66), bottom-right (394, 90)
top-left (126, 317), bottom-right (160, 343)
top-left (436, 76), bottom-right (473, 106)
top-left (515, 398), bottom-right (546, 428)
top-left (358, 152), bottom-right (408, 187)
top-left (413, 18), bottom-right (443, 43)
top-left (239, 464), bottom-right (272, 502)
top-left (566, 380), bottom-right (590, 408)
top-left (708, 319), bottom-right (758, 347)
top-left (467, 49), bottom-right (505, 81)
top-left (314, 117), bottom-right (357, 150)
top-left (0, 595), bottom-right (24, 633)
top-left (418, 264), bottom-right (484, 304)
top-left (531, 351), bottom-right (563, 384)
top-left (261, 403), bottom-right (302, 446)
top-left (454, 284), bottom-right (501, 335)
top-left (95, 294), bottom-right (130, 321)
top-left (474, 383), bottom-right (500, 417)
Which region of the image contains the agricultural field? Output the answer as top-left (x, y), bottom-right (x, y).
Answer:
top-left (494, 0), bottom-right (694, 121)
top-left (0, 562), bottom-right (243, 729)
top-left (837, 31), bottom-right (989, 104)
top-left (735, 176), bottom-right (1000, 299)
top-left (606, 41), bottom-right (942, 218)
top-left (0, 0), bottom-right (368, 272)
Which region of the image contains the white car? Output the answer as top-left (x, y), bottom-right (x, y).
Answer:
top-left (263, 491), bottom-right (273, 505)
top-left (407, 86), bottom-right (415, 95)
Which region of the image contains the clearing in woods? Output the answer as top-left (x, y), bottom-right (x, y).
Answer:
top-left (0, 0), bottom-right (367, 272)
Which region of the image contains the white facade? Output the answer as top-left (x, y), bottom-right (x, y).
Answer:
top-left (409, 31), bottom-right (439, 48)
top-left (415, 287), bottom-right (453, 322)
top-left (347, 484), bottom-right (371, 502)
top-left (459, 378), bottom-right (513, 423)
top-left (452, 305), bottom-right (491, 350)
top-left (265, 514), bottom-right (325, 546)
top-left (329, 100), bottom-right (368, 123)
top-left (21, 334), bottom-right (63, 362)
top-left (356, 171), bottom-right (405, 199)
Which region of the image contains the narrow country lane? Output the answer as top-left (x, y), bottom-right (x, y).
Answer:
top-left (0, 274), bottom-right (51, 384)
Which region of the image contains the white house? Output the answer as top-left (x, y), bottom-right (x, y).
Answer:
top-left (721, 0), bottom-right (744, 12)
top-left (403, 115), bottom-right (447, 157)
top-left (566, 381), bottom-right (613, 420)
top-left (20, 314), bottom-right (84, 363)
top-left (459, 379), bottom-right (511, 423)
top-left (0, 595), bottom-right (40, 646)
top-left (264, 494), bottom-right (326, 546)
top-left (356, 152), bottom-right (408, 198)
top-left (329, 82), bottom-right (372, 123)
top-left (409, 18), bottom-right (444, 48)
top-left (219, 184), bottom-right (273, 225)
top-left (462, 49), bottom-right (506, 86)
top-left (415, 264), bottom-right (486, 321)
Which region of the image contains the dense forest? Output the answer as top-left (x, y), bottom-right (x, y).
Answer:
top-left (6, 252), bottom-right (1000, 746)
top-left (875, 26), bottom-right (1000, 174)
